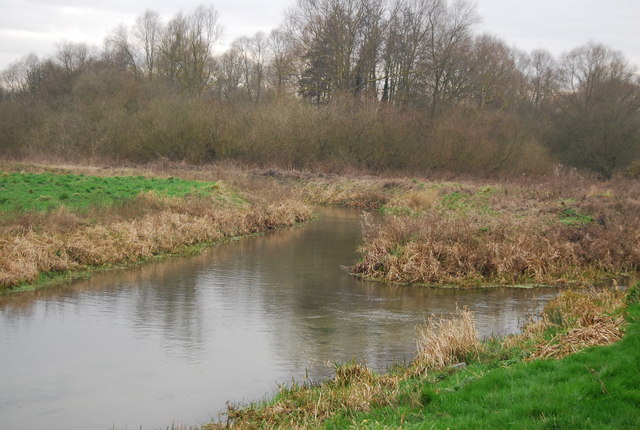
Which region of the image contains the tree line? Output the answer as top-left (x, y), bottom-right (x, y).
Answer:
top-left (1, 0), bottom-right (639, 178)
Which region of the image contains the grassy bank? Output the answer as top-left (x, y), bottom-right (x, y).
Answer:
top-left (4, 162), bottom-right (640, 290)
top-left (207, 286), bottom-right (639, 429)
top-left (0, 171), bottom-right (217, 212)
top-left (4, 162), bottom-right (639, 428)
top-left (351, 179), bottom-right (640, 287)
top-left (0, 168), bottom-right (312, 291)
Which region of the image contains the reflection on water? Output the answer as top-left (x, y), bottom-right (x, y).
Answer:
top-left (0, 208), bottom-right (558, 430)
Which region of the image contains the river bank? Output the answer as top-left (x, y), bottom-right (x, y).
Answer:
top-left (2, 161), bottom-right (638, 429)
top-left (1, 205), bottom-right (561, 430)
top-left (0, 164), bottom-right (312, 292)
top-left (3, 161), bottom-right (640, 291)
top-left (206, 286), bottom-right (639, 429)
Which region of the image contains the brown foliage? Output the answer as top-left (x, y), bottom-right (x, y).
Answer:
top-left (353, 178), bottom-right (640, 286)
top-left (206, 362), bottom-right (399, 430)
top-left (0, 192), bottom-right (311, 289)
top-left (413, 306), bottom-right (481, 374)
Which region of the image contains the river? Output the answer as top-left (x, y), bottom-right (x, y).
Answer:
top-left (0, 207), bottom-right (558, 429)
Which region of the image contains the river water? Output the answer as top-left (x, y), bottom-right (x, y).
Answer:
top-left (0, 207), bottom-right (558, 429)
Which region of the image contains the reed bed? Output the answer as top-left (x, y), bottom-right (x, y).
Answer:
top-left (353, 180), bottom-right (640, 286)
top-left (413, 306), bottom-right (482, 374)
top-left (0, 192), bottom-right (311, 289)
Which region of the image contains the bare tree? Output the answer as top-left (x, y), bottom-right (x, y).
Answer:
top-left (382, 0), bottom-right (439, 105)
top-left (134, 10), bottom-right (162, 79)
top-left (184, 5), bottom-right (221, 94)
top-left (157, 5), bottom-right (221, 95)
top-left (286, 0), bottom-right (387, 102)
top-left (55, 41), bottom-right (90, 73)
top-left (267, 28), bottom-right (296, 97)
top-left (469, 34), bottom-right (522, 110)
top-left (527, 49), bottom-right (557, 112)
top-left (548, 43), bottom-right (640, 177)
top-left (215, 47), bottom-right (245, 102)
top-left (422, 0), bottom-right (477, 116)
top-left (230, 32), bottom-right (268, 102)
top-left (381, 0), bottom-right (477, 111)
top-left (106, 25), bottom-right (140, 78)
top-left (0, 55), bottom-right (37, 93)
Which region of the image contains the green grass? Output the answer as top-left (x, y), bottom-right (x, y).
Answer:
top-left (439, 189), bottom-right (498, 217)
top-left (559, 207), bottom-right (593, 226)
top-left (0, 171), bottom-right (217, 213)
top-left (323, 304), bottom-right (640, 429)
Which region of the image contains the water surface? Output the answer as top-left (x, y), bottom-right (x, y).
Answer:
top-left (0, 208), bottom-right (558, 429)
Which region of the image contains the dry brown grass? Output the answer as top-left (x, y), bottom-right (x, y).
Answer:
top-left (522, 288), bottom-right (627, 360)
top-left (388, 189), bottom-right (440, 211)
top-left (206, 362), bottom-right (399, 430)
top-left (413, 307), bottom-right (481, 374)
top-left (352, 177), bottom-right (640, 286)
top-left (0, 191), bottom-right (312, 289)
top-left (526, 288), bottom-right (626, 333)
top-left (530, 316), bottom-right (625, 360)
top-left (295, 178), bottom-right (391, 208)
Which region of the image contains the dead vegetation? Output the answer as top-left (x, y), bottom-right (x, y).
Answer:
top-left (205, 362), bottom-right (400, 430)
top-left (525, 288), bottom-right (627, 360)
top-left (530, 317), bottom-right (624, 360)
top-left (352, 178), bottom-right (640, 287)
top-left (413, 306), bottom-right (481, 374)
top-left (0, 187), bottom-right (311, 290)
top-left (295, 178), bottom-right (390, 208)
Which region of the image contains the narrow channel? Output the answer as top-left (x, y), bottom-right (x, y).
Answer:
top-left (0, 207), bottom-right (558, 430)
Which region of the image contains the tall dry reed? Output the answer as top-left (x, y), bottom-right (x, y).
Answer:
top-left (208, 362), bottom-right (399, 430)
top-left (0, 192), bottom-right (311, 289)
top-left (413, 307), bottom-right (481, 374)
top-left (353, 178), bottom-right (640, 286)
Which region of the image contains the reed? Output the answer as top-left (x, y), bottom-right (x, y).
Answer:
top-left (413, 306), bottom-right (481, 373)
top-left (353, 179), bottom-right (640, 287)
top-left (0, 191), bottom-right (312, 290)
top-left (206, 362), bottom-right (399, 430)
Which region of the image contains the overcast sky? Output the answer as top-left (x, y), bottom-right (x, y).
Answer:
top-left (1, 0), bottom-right (639, 70)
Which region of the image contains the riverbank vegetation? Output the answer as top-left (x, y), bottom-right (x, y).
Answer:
top-left (3, 162), bottom-right (640, 291)
top-left (0, 167), bottom-right (311, 291)
top-left (206, 286), bottom-right (639, 429)
top-left (352, 177), bottom-right (640, 287)
top-left (1, 1), bottom-right (638, 428)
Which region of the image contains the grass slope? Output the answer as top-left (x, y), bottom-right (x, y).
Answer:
top-left (0, 169), bottom-right (311, 291)
top-left (325, 304), bottom-right (640, 429)
top-left (0, 171), bottom-right (216, 212)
